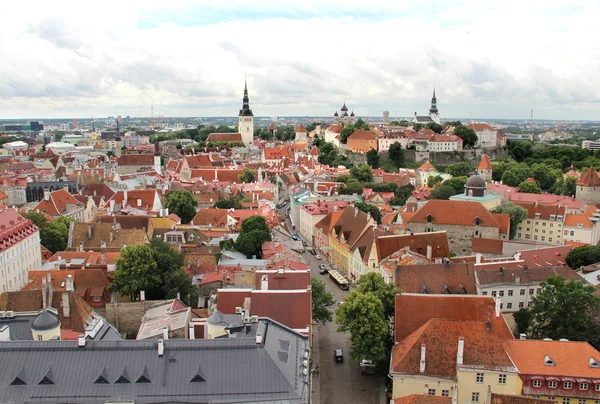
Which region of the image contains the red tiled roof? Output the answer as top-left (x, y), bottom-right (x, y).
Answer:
top-left (478, 154), bottom-right (492, 170)
top-left (326, 124), bottom-right (344, 134)
top-left (117, 154), bottom-right (155, 166)
top-left (418, 162), bottom-right (436, 170)
top-left (577, 167), bottom-right (600, 187)
top-left (517, 245), bottom-right (572, 267)
top-left (471, 238), bottom-right (504, 254)
top-left (295, 124), bottom-right (307, 132)
top-left (348, 130), bottom-right (377, 140)
top-left (263, 147), bottom-right (292, 160)
top-left (394, 294), bottom-right (514, 342)
top-left (191, 208), bottom-right (228, 227)
top-left (395, 262), bottom-right (477, 294)
top-left (467, 123), bottom-right (496, 132)
top-left (375, 232), bottom-right (450, 261)
top-left (107, 189), bottom-right (158, 210)
top-left (205, 133), bottom-right (242, 142)
top-left (34, 189), bottom-right (84, 216)
top-left (255, 270), bottom-right (311, 290)
top-left (394, 396), bottom-right (451, 404)
top-left (0, 209), bottom-right (39, 253)
top-left (409, 200), bottom-right (503, 228)
top-left (508, 193), bottom-right (585, 209)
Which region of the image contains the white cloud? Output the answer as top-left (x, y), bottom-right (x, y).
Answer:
top-left (0, 0), bottom-right (599, 119)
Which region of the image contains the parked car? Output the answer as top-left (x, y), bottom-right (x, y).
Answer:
top-left (309, 249), bottom-right (317, 256)
top-left (334, 349), bottom-right (344, 363)
top-left (302, 240), bottom-right (307, 247)
top-left (292, 234), bottom-right (299, 241)
top-left (314, 254), bottom-right (322, 260)
top-left (319, 264), bottom-right (328, 274)
top-left (360, 359), bottom-right (377, 375)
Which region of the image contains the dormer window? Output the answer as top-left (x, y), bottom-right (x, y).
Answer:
top-left (533, 380), bottom-right (542, 388)
top-left (549, 215), bottom-right (556, 221)
top-left (474, 218), bottom-right (481, 226)
top-left (564, 382), bottom-right (573, 389)
top-left (544, 355), bottom-right (555, 366)
top-left (426, 215), bottom-right (433, 223)
top-left (580, 383), bottom-right (588, 391)
top-left (591, 358), bottom-right (600, 368)
top-left (548, 381), bottom-right (557, 388)
top-left (535, 213), bottom-right (541, 219)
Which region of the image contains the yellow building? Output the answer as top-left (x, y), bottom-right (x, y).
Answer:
top-left (327, 206), bottom-right (373, 277)
top-left (391, 319), bottom-right (521, 403)
top-left (512, 202), bottom-right (566, 245)
top-left (503, 340), bottom-right (600, 404)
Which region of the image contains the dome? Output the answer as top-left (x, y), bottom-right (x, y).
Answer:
top-left (465, 174), bottom-right (487, 189)
top-left (31, 310), bottom-right (60, 332)
top-left (341, 103), bottom-right (348, 112)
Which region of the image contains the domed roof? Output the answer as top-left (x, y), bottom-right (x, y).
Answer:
top-left (341, 103), bottom-right (348, 112)
top-left (334, 111), bottom-right (339, 117)
top-left (32, 310), bottom-right (60, 331)
top-left (350, 111), bottom-right (355, 117)
top-left (465, 174), bottom-right (487, 189)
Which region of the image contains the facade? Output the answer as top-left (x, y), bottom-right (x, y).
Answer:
top-left (426, 135), bottom-right (463, 152)
top-left (298, 201), bottom-right (350, 242)
top-left (412, 89), bottom-right (441, 124)
top-left (582, 140), bottom-right (600, 151)
top-left (324, 124), bottom-right (343, 147)
top-left (467, 123), bottom-right (498, 149)
top-left (379, 133), bottom-right (410, 152)
top-left (511, 202), bottom-right (566, 245)
top-left (407, 200), bottom-right (509, 255)
top-left (347, 130), bottom-right (378, 153)
top-left (295, 124), bottom-right (308, 142)
top-left (503, 340), bottom-right (600, 404)
top-left (116, 154), bottom-right (160, 175)
top-left (575, 167), bottom-right (600, 205)
top-left (563, 205), bottom-right (600, 245)
top-left (328, 207), bottom-right (374, 277)
top-left (478, 154), bottom-right (493, 182)
top-left (474, 266), bottom-right (583, 312)
top-left (33, 189), bottom-right (85, 222)
top-left (238, 79), bottom-right (254, 146)
top-left (0, 178), bottom-right (27, 206)
top-left (0, 209), bottom-right (42, 292)
top-left (26, 180), bottom-right (78, 203)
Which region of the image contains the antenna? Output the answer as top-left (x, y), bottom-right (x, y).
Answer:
top-left (530, 109), bottom-right (533, 132)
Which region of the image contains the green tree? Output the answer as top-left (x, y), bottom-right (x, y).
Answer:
top-left (165, 190), bottom-right (198, 224)
top-left (350, 165), bottom-right (374, 182)
top-left (354, 118), bottom-right (370, 130)
top-left (427, 175), bottom-right (444, 187)
top-left (340, 127), bottom-right (354, 144)
top-left (355, 202), bottom-right (382, 225)
top-left (236, 229), bottom-right (271, 258)
top-left (454, 126), bottom-right (478, 148)
top-left (380, 159), bottom-right (397, 173)
top-left (148, 238), bottom-right (187, 297)
top-left (443, 176), bottom-right (468, 194)
top-left (429, 184), bottom-right (458, 200)
top-left (355, 273), bottom-right (396, 319)
top-left (555, 176), bottom-right (577, 197)
top-left (501, 164), bottom-right (533, 187)
top-left (491, 202), bottom-right (528, 239)
top-left (518, 180), bottom-right (541, 194)
top-left (529, 277), bottom-right (600, 342)
top-left (238, 168), bottom-right (256, 183)
top-left (513, 308), bottom-right (532, 335)
top-left (391, 186), bottom-right (413, 206)
top-left (366, 148), bottom-right (380, 168)
top-left (336, 291), bottom-right (390, 362)
top-left (311, 277), bottom-right (335, 324)
top-left (427, 122), bottom-right (443, 133)
top-left (388, 142), bottom-right (405, 168)
top-left (338, 179), bottom-right (363, 195)
top-left (21, 211), bottom-right (48, 229)
top-left (110, 245), bottom-right (160, 301)
top-left (531, 163), bottom-right (560, 191)
top-left (214, 197), bottom-right (242, 209)
top-left (566, 245), bottom-right (600, 269)
top-left (445, 162), bottom-right (472, 177)
top-left (240, 215), bottom-right (270, 234)
top-left (22, 213), bottom-right (74, 253)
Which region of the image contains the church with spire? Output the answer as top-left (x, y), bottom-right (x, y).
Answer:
top-left (238, 79), bottom-right (254, 146)
top-left (412, 88), bottom-right (441, 125)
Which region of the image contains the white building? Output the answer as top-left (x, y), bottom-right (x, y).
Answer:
top-left (378, 134), bottom-right (409, 152)
top-left (467, 123), bottom-right (498, 149)
top-left (563, 205), bottom-right (600, 246)
top-left (474, 266), bottom-right (583, 312)
top-left (412, 88), bottom-right (440, 125)
top-left (0, 209), bottom-right (42, 292)
top-left (582, 140), bottom-right (600, 152)
top-left (426, 135), bottom-right (463, 152)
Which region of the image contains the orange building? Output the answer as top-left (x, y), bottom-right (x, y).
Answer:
top-left (347, 130), bottom-right (378, 153)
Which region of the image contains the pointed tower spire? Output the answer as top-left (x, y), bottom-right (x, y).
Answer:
top-left (429, 86), bottom-right (438, 114)
top-left (239, 77), bottom-right (253, 117)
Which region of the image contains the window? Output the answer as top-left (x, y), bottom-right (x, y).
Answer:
top-left (580, 383), bottom-right (589, 391)
top-left (428, 389), bottom-right (436, 396)
top-left (93, 296), bottom-right (101, 302)
top-left (533, 380), bottom-right (542, 387)
top-left (541, 236), bottom-right (546, 241)
top-left (442, 390), bottom-right (449, 397)
top-left (526, 228), bottom-right (531, 232)
top-left (534, 236), bottom-right (538, 241)
top-left (519, 302), bottom-right (524, 308)
top-left (525, 234), bottom-right (531, 239)
top-left (562, 399), bottom-right (569, 404)
top-left (564, 230), bottom-right (568, 235)
top-left (528, 302), bottom-right (533, 307)
top-left (543, 222), bottom-right (547, 226)
top-left (578, 400), bottom-right (585, 404)
top-left (596, 384), bottom-right (600, 392)
top-left (482, 291), bottom-right (488, 296)
top-left (527, 220), bottom-right (531, 224)
top-left (499, 290), bottom-right (504, 297)
top-left (476, 373), bottom-right (484, 383)
top-left (37, 335), bottom-right (42, 341)
top-left (508, 290), bottom-right (513, 296)
top-left (529, 289), bottom-right (534, 295)
top-left (520, 289), bottom-right (526, 295)
top-left (472, 393), bottom-right (480, 402)
top-left (548, 381), bottom-right (557, 388)
top-left (517, 233), bottom-right (522, 238)
top-left (492, 291), bottom-right (497, 297)
top-left (571, 231), bottom-right (575, 236)
top-left (564, 382), bottom-right (573, 389)
top-left (499, 374), bottom-right (507, 384)
top-left (507, 303), bottom-right (512, 309)
top-left (549, 237), bottom-right (553, 242)
top-left (537, 288), bottom-right (542, 294)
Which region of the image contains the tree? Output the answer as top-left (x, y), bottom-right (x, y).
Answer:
top-left (311, 277), bottom-right (335, 324)
top-left (556, 175), bottom-right (577, 196)
top-left (236, 216), bottom-right (272, 258)
top-left (110, 245), bottom-right (160, 301)
top-left (214, 197), bottom-right (242, 209)
top-left (22, 212), bottom-right (74, 253)
top-left (340, 127), bottom-right (354, 144)
top-left (392, 186), bottom-right (413, 206)
top-left (427, 175), bottom-right (444, 188)
top-left (355, 272), bottom-right (396, 319)
top-left (380, 159), bottom-right (397, 173)
top-left (529, 277), bottom-right (600, 342)
top-left (445, 162), bottom-right (472, 177)
top-left (165, 190), bottom-right (198, 224)
top-left (355, 202), bottom-right (382, 225)
top-left (388, 142), bottom-right (405, 168)
top-left (518, 180), bottom-right (541, 194)
top-left (491, 202), bottom-right (528, 239)
top-left (443, 176), bottom-right (468, 194)
top-left (366, 148), bottom-right (380, 168)
top-left (147, 238), bottom-right (188, 298)
top-left (350, 165), bottom-right (374, 182)
top-left (238, 168), bottom-right (256, 184)
top-left (513, 308), bottom-right (532, 335)
top-left (501, 164), bottom-right (532, 187)
top-left (240, 215), bottom-right (270, 234)
top-left (336, 291), bottom-right (389, 362)
top-left (429, 184), bottom-right (458, 200)
top-left (427, 122), bottom-right (443, 133)
top-left (454, 126), bottom-right (478, 148)
top-left (566, 245), bottom-right (600, 269)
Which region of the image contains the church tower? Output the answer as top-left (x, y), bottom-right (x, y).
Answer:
top-left (238, 79), bottom-right (254, 146)
top-left (428, 88), bottom-right (440, 124)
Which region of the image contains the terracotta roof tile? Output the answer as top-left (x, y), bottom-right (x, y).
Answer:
top-left (375, 232), bottom-right (450, 261)
top-left (395, 262), bottom-right (477, 295)
top-left (394, 396), bottom-right (452, 404)
top-left (205, 133), bottom-right (242, 142)
top-left (117, 154), bottom-right (155, 166)
top-left (475, 266), bottom-right (582, 286)
top-left (409, 200), bottom-right (503, 228)
top-left (478, 154), bottom-right (492, 170)
top-left (577, 167), bottom-right (600, 187)
top-left (34, 189), bottom-right (84, 216)
top-left (348, 130), bottom-right (378, 140)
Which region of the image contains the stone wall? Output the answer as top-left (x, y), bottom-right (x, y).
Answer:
top-left (405, 147), bottom-right (509, 166)
top-left (576, 185), bottom-right (600, 205)
top-left (408, 223), bottom-right (500, 255)
top-left (105, 300), bottom-right (172, 339)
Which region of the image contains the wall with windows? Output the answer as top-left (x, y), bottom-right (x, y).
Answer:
top-left (475, 282), bottom-right (544, 312)
top-left (457, 369), bottom-right (522, 404)
top-left (391, 374), bottom-right (456, 399)
top-left (520, 374), bottom-right (600, 404)
top-left (0, 230), bottom-right (42, 292)
top-left (514, 216), bottom-right (564, 245)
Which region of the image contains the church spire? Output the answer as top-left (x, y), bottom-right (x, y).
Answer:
top-left (429, 86), bottom-right (438, 114)
top-left (239, 78), bottom-right (253, 117)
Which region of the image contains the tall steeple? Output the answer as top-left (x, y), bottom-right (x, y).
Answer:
top-left (239, 78), bottom-right (253, 117)
top-left (429, 87), bottom-right (438, 114)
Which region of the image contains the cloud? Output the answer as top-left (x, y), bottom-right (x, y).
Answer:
top-left (0, 0), bottom-right (599, 119)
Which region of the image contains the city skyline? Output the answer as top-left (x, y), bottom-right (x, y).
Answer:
top-left (1, 1), bottom-right (599, 120)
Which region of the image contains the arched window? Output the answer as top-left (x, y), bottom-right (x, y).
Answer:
top-left (475, 218), bottom-right (481, 226)
top-left (426, 215), bottom-right (433, 223)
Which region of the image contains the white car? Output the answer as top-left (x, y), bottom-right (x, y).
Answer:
top-left (314, 254), bottom-right (322, 260)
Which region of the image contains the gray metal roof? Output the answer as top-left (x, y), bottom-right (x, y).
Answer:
top-left (0, 319), bottom-right (310, 403)
top-left (31, 310), bottom-right (60, 331)
top-left (0, 316), bottom-right (35, 340)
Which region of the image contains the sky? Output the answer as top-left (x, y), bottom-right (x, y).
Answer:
top-left (0, 0), bottom-right (599, 120)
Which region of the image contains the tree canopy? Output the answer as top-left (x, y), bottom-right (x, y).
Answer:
top-left (350, 165), bottom-right (374, 182)
top-left (454, 126), bottom-right (478, 148)
top-left (566, 245), bottom-right (600, 269)
top-left (355, 202), bottom-right (382, 225)
top-left (165, 190), bottom-right (198, 224)
top-left (110, 245), bottom-right (160, 301)
top-left (235, 216), bottom-right (272, 258)
top-left (388, 142), bottom-right (405, 168)
top-left (429, 184), bottom-right (458, 200)
top-left (491, 202), bottom-right (528, 239)
top-left (366, 148), bottom-right (380, 168)
top-left (214, 197), bottom-right (242, 209)
top-left (518, 180), bottom-right (541, 194)
top-left (445, 162), bottom-right (472, 177)
top-left (21, 212), bottom-right (73, 253)
top-left (238, 169), bottom-right (256, 183)
top-left (311, 277), bottom-right (335, 324)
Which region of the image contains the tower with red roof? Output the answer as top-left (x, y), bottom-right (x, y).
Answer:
top-left (477, 154), bottom-right (492, 182)
top-left (575, 167), bottom-right (600, 205)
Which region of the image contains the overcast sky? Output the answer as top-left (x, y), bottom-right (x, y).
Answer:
top-left (0, 0), bottom-right (599, 120)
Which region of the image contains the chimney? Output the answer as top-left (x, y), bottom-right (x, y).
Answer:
top-left (62, 292), bottom-right (70, 317)
top-left (109, 232), bottom-right (114, 243)
top-left (65, 275), bottom-right (74, 292)
top-left (426, 245), bottom-right (433, 260)
top-left (451, 385), bottom-right (458, 404)
top-left (44, 189), bottom-right (50, 201)
top-left (256, 332), bottom-right (263, 345)
top-left (88, 223), bottom-right (93, 240)
top-left (162, 326), bottom-right (169, 340)
top-left (140, 290), bottom-right (146, 301)
top-left (261, 274), bottom-right (268, 291)
top-left (165, 208), bottom-right (169, 216)
top-left (93, 190), bottom-right (97, 197)
top-left (78, 334), bottom-right (86, 347)
top-left (41, 277), bottom-right (47, 309)
top-left (495, 297), bottom-right (501, 318)
top-left (423, 384), bottom-right (429, 395)
top-left (515, 276), bottom-right (520, 284)
top-left (519, 333), bottom-right (527, 340)
top-left (47, 273), bottom-right (53, 305)
top-left (457, 336), bottom-right (464, 365)
top-left (137, 199), bottom-right (142, 207)
top-left (109, 199), bottom-right (115, 213)
top-left (79, 242), bottom-right (83, 252)
top-left (101, 251), bottom-right (106, 264)
top-left (420, 343), bottom-right (426, 373)
top-left (189, 324), bottom-right (195, 340)
top-left (476, 253), bottom-right (482, 264)
top-left (158, 339), bottom-right (164, 356)
top-left (354, 207), bottom-right (359, 217)
top-left (123, 190), bottom-right (128, 207)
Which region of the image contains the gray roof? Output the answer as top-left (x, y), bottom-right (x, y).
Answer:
top-left (0, 319), bottom-right (310, 403)
top-left (414, 115), bottom-right (434, 123)
top-left (31, 310), bottom-right (60, 331)
top-left (0, 316), bottom-right (35, 340)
